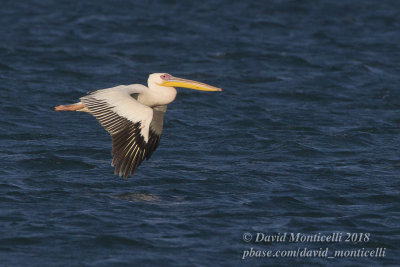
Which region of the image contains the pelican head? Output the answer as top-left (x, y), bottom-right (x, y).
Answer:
top-left (148, 73), bottom-right (222, 92)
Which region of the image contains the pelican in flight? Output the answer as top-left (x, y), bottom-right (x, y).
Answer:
top-left (55, 73), bottom-right (222, 178)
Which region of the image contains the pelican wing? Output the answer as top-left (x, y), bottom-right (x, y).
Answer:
top-left (80, 85), bottom-right (154, 178)
top-left (146, 105), bottom-right (167, 160)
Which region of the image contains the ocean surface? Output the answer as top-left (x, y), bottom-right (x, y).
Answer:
top-left (1, 0), bottom-right (399, 266)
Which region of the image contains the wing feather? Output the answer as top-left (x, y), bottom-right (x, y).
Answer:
top-left (80, 85), bottom-right (168, 178)
top-left (81, 85), bottom-right (152, 178)
top-left (146, 105), bottom-right (167, 160)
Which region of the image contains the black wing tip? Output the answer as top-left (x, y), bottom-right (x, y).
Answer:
top-left (145, 129), bottom-right (161, 160)
top-left (110, 121), bottom-right (147, 179)
top-left (110, 127), bottom-right (162, 179)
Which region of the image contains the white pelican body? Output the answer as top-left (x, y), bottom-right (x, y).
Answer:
top-left (55, 73), bottom-right (221, 178)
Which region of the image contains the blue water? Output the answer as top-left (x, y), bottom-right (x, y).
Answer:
top-left (1, 0), bottom-right (399, 266)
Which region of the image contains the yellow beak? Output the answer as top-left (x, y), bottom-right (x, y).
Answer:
top-left (159, 76), bottom-right (222, 91)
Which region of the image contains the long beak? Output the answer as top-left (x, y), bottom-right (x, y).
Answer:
top-left (159, 76), bottom-right (222, 91)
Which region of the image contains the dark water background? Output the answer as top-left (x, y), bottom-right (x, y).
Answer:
top-left (1, 0), bottom-right (400, 266)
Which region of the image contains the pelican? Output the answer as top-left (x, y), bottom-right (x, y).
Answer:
top-left (55, 73), bottom-right (222, 178)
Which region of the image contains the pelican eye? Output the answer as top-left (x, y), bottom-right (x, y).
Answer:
top-left (160, 74), bottom-right (171, 80)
